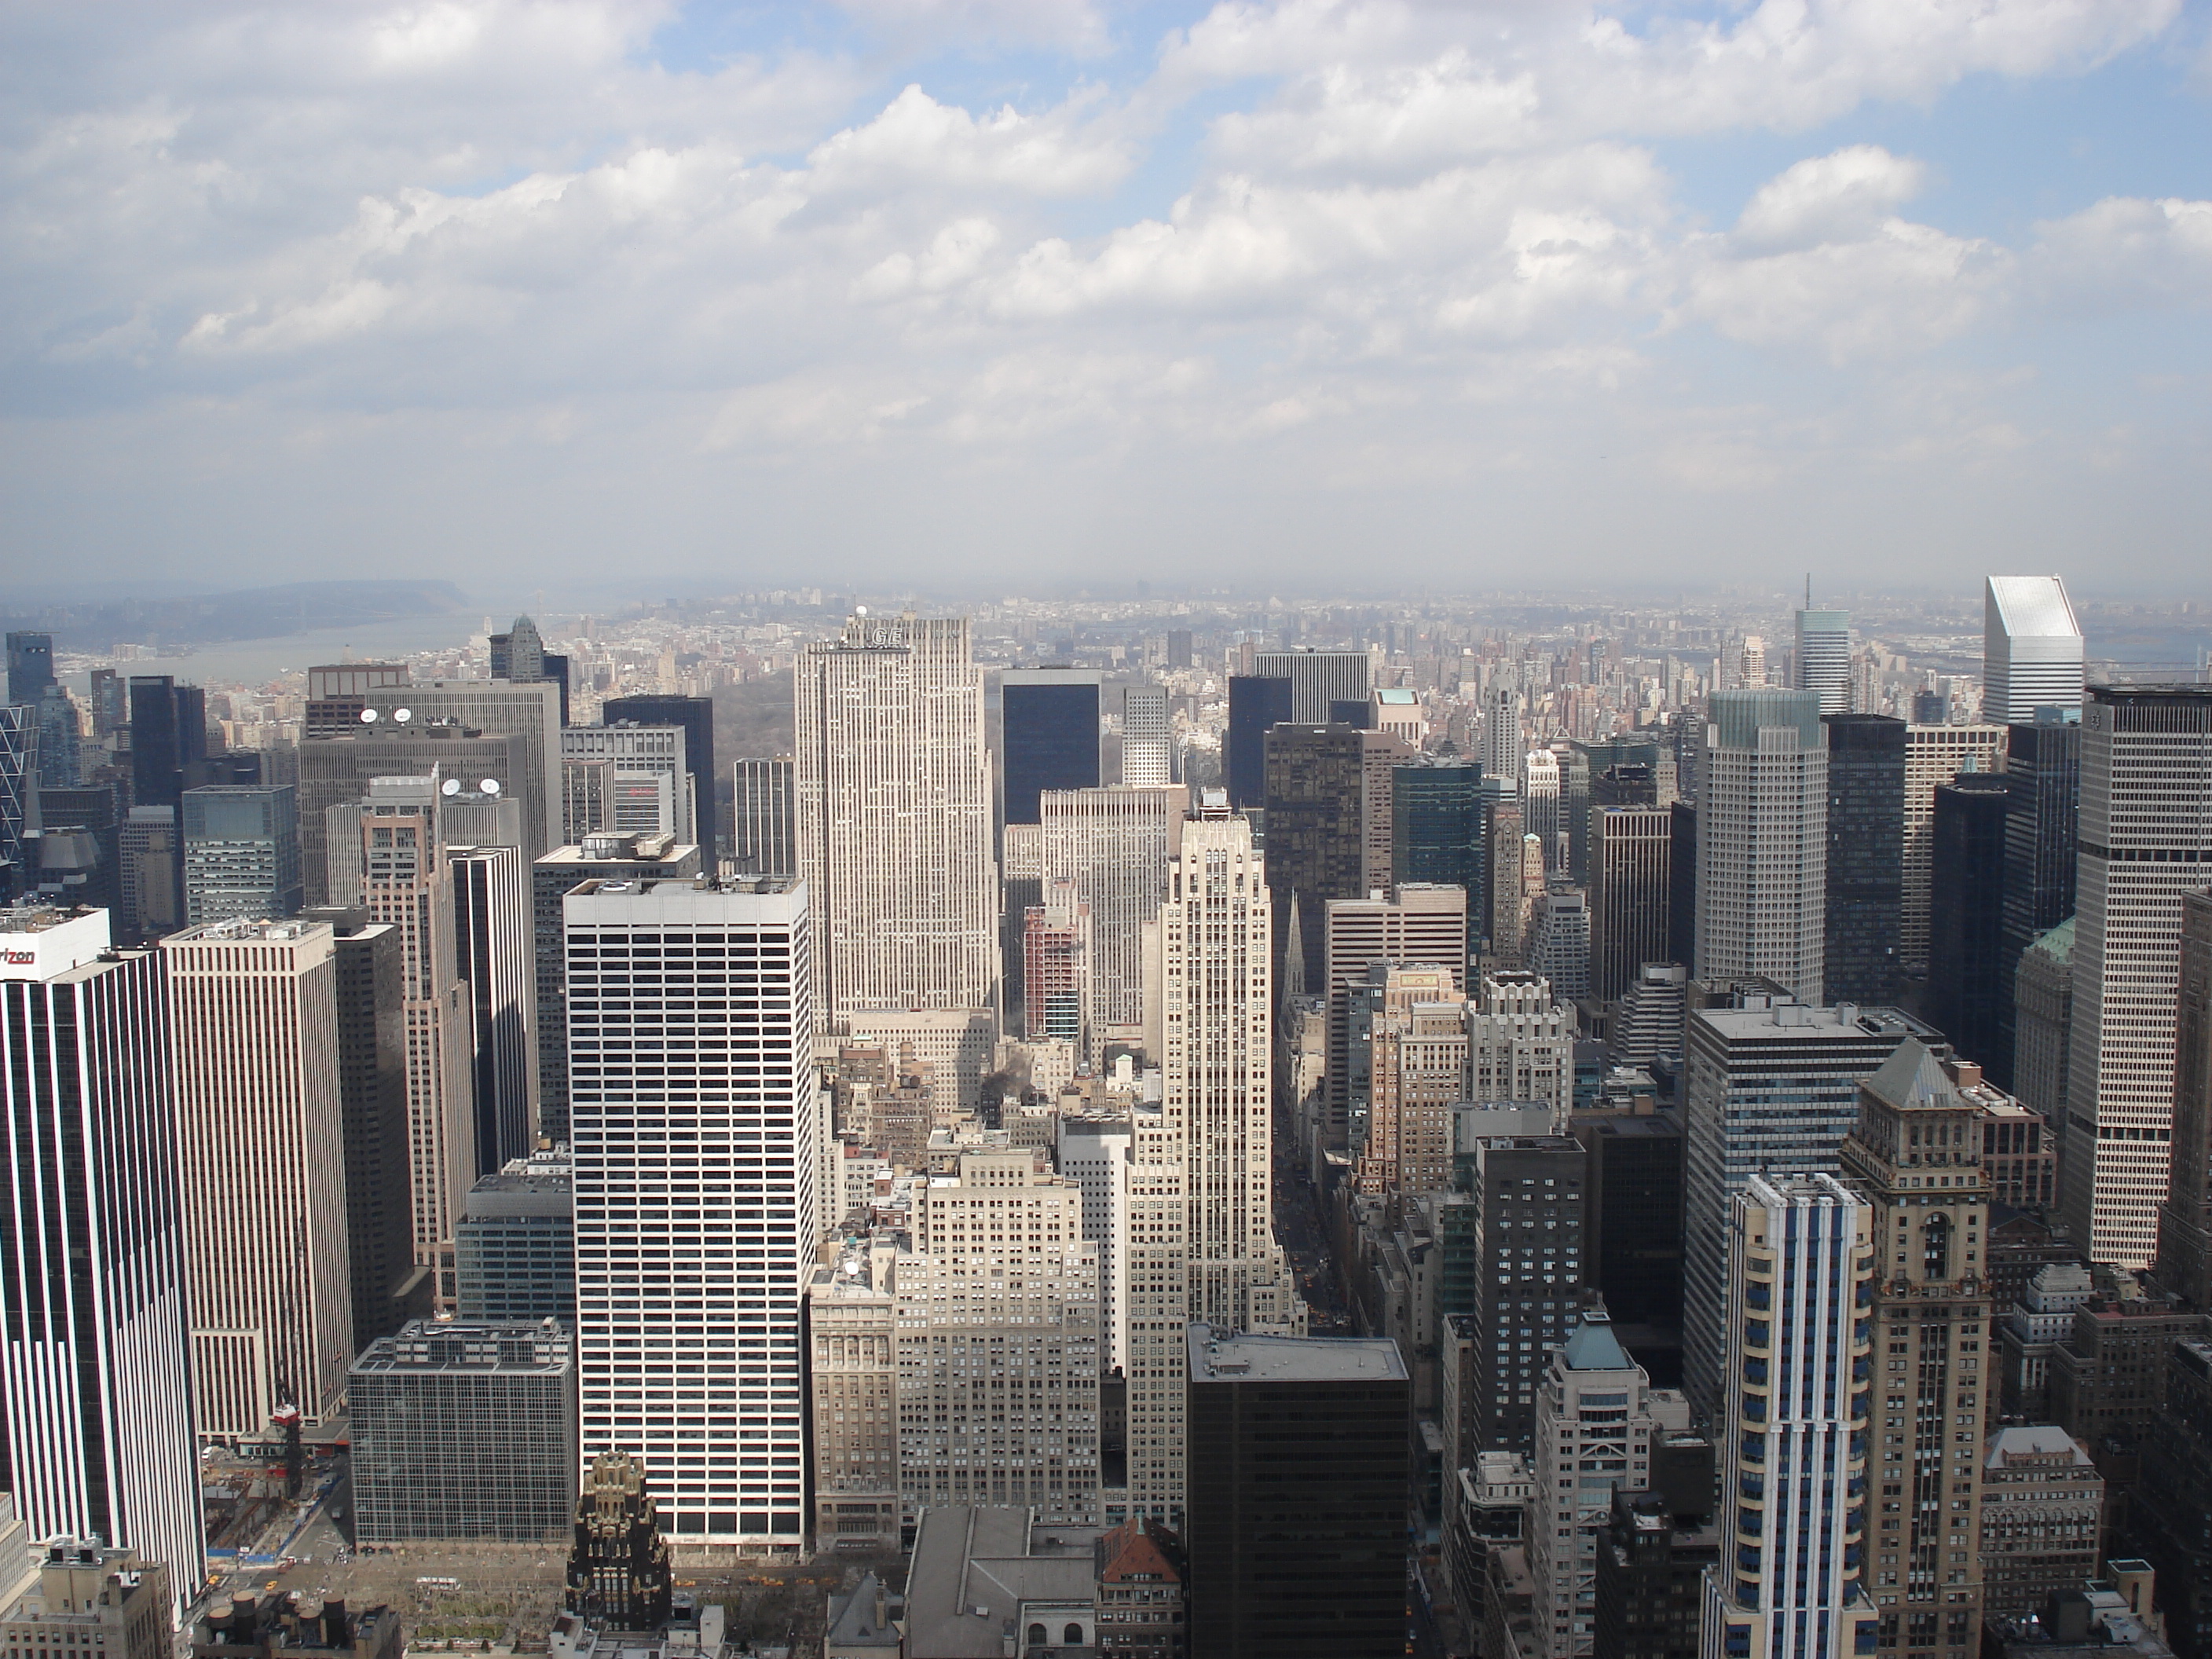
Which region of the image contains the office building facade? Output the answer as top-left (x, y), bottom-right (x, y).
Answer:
top-left (1590, 806), bottom-right (1671, 1002)
top-left (803, 1251), bottom-right (900, 1553)
top-left (2155, 893), bottom-right (2212, 1313)
top-left (1121, 685), bottom-right (1172, 789)
top-left (1465, 1135), bottom-right (1590, 1455)
top-left (1794, 607), bottom-right (1853, 715)
top-left (1039, 785), bottom-right (1184, 1054)
top-left (1995, 716), bottom-right (2080, 1090)
top-left (1185, 1327), bottom-right (1408, 1659)
top-left (2062, 685), bottom-right (2212, 1269)
top-left (0, 908), bottom-right (203, 1616)
top-left (1224, 675), bottom-right (1293, 812)
top-left (731, 756), bottom-right (794, 873)
top-left (1696, 691), bottom-right (1828, 1004)
top-left (449, 842), bottom-right (537, 1174)
top-left (1926, 776), bottom-right (2012, 1070)
top-left (181, 784), bottom-right (302, 924)
top-left (1001, 669), bottom-right (1102, 824)
top-left (1700, 1174), bottom-right (1878, 1659)
top-left (166, 919), bottom-right (352, 1438)
top-left (794, 613), bottom-right (996, 1019)
top-left (456, 1150), bottom-right (576, 1325)
top-left (1901, 723), bottom-right (2007, 978)
top-left (350, 1318), bottom-right (577, 1541)
top-left (1822, 714), bottom-right (1905, 1005)
top-left (565, 873), bottom-right (816, 1545)
top-left (1254, 649), bottom-right (1372, 726)
top-left (601, 694), bottom-right (715, 854)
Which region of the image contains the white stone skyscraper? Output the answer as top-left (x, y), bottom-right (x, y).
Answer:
top-left (166, 918), bottom-right (353, 1439)
top-left (1984, 576), bottom-right (2086, 725)
top-left (2061, 683), bottom-right (2212, 1268)
top-left (1481, 679), bottom-right (1522, 783)
top-left (0, 907), bottom-right (203, 1618)
top-left (565, 872), bottom-right (817, 1546)
top-left (794, 613), bottom-right (996, 1021)
top-left (1695, 690), bottom-right (1828, 1004)
top-left (1041, 784), bottom-right (1185, 1057)
top-left (1794, 607), bottom-right (1852, 715)
top-left (1124, 797), bottom-right (1304, 1524)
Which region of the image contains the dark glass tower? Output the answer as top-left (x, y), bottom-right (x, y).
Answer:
top-left (1994, 716), bottom-right (2081, 1089)
top-left (1391, 758), bottom-right (1485, 921)
top-left (999, 669), bottom-right (1101, 824)
top-left (1822, 713), bottom-right (1905, 1004)
top-left (1927, 775), bottom-right (2012, 1069)
top-left (127, 675), bottom-right (208, 815)
top-left (1264, 723), bottom-right (1369, 989)
top-left (1225, 675), bottom-right (1293, 811)
top-left (601, 694), bottom-right (713, 850)
top-left (1666, 800), bottom-right (1697, 969)
top-left (5, 632), bottom-right (54, 705)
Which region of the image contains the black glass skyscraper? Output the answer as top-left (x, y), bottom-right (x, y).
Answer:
top-left (1927, 775), bottom-right (2012, 1068)
top-left (1994, 716), bottom-right (2081, 1089)
top-left (601, 694), bottom-right (713, 850)
top-left (5, 632), bottom-right (54, 705)
top-left (1822, 714), bottom-right (1905, 1004)
top-left (1225, 675), bottom-right (1293, 811)
top-left (1391, 758), bottom-right (1484, 891)
top-left (998, 669), bottom-right (1101, 824)
top-left (127, 675), bottom-right (208, 815)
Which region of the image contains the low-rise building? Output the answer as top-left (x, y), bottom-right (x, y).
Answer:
top-left (1591, 1484), bottom-right (1719, 1659)
top-left (1979, 1427), bottom-right (2104, 1621)
top-left (0, 1542), bottom-right (170, 1659)
top-left (349, 1319), bottom-right (576, 1541)
top-left (1092, 1518), bottom-right (1185, 1658)
top-left (189, 1591), bottom-right (401, 1659)
top-left (2002, 1264), bottom-right (2095, 1426)
top-left (455, 1148), bottom-right (575, 1324)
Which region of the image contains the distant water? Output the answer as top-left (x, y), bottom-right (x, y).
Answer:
top-left (69, 613), bottom-right (484, 690)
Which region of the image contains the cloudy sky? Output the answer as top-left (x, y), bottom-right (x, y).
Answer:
top-left (4, 0), bottom-right (2209, 600)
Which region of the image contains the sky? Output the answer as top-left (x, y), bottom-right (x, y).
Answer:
top-left (2, 0), bottom-right (2210, 602)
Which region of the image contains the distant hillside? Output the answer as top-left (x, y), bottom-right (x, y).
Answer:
top-left (0, 579), bottom-right (471, 652)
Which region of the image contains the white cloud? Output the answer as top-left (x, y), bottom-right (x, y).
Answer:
top-left (1731, 145), bottom-right (1927, 251)
top-left (807, 85), bottom-right (1133, 198)
top-left (2031, 194), bottom-right (2212, 309)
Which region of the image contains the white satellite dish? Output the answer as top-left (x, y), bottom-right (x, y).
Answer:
top-left (440, 778), bottom-right (461, 797)
top-left (393, 707), bottom-right (412, 723)
top-left (855, 604), bottom-right (868, 616)
top-left (479, 778), bottom-right (501, 795)
top-left (359, 708), bottom-right (379, 723)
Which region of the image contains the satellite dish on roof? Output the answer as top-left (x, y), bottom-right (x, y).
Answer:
top-left (440, 778), bottom-right (461, 797)
top-left (855, 604), bottom-right (868, 616)
top-left (393, 707), bottom-right (412, 723)
top-left (359, 708), bottom-right (379, 723)
top-left (480, 778), bottom-right (501, 795)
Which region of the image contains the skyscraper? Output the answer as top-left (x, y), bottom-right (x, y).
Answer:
top-left (2061, 684), bottom-right (2212, 1269)
top-left (1000, 668), bottom-right (1102, 824)
top-left (490, 613), bottom-right (571, 724)
top-left (1481, 679), bottom-right (1523, 782)
top-left (1901, 723), bottom-right (2007, 978)
top-left (1588, 805), bottom-right (1671, 1003)
top-left (895, 1148), bottom-right (1101, 1525)
top-left (5, 631), bottom-right (54, 705)
top-left (1039, 785), bottom-right (1184, 1058)
top-left (0, 706), bottom-right (36, 905)
top-left (1324, 883), bottom-right (1467, 1141)
top-left (1125, 801), bottom-right (1304, 1523)
top-left (181, 783), bottom-right (302, 924)
top-left (449, 843), bottom-right (537, 1174)
top-left (1121, 684), bottom-right (1172, 788)
top-left (1265, 724), bottom-right (1401, 989)
top-left (794, 613), bottom-right (996, 1019)
top-left (333, 775), bottom-right (472, 1304)
top-left (1926, 775), bottom-right (2012, 1070)
top-left (0, 907), bottom-right (203, 1616)
top-left (1793, 606), bottom-right (1852, 715)
top-left (1695, 690), bottom-right (1828, 1004)
top-left (1392, 758), bottom-right (1485, 935)
top-left (1463, 1134), bottom-right (1591, 1456)
top-left (1839, 1043), bottom-right (2000, 1654)
top-left (1822, 713), bottom-right (1905, 1005)
top-left (602, 694), bottom-right (715, 853)
top-left (562, 723), bottom-right (691, 843)
top-left (1530, 1315), bottom-right (1689, 1659)
top-left (165, 918), bottom-right (352, 1437)
top-left (1254, 649), bottom-right (1372, 724)
top-left (126, 674), bottom-right (207, 816)
top-left (298, 906), bottom-right (423, 1347)
top-left (357, 679), bottom-right (563, 862)
top-left (1680, 993), bottom-right (1934, 1415)
top-left (1224, 675), bottom-right (1293, 811)
top-left (1699, 1174), bottom-right (1878, 1659)
top-left (1983, 576), bottom-right (2086, 726)
top-left (298, 723), bottom-right (520, 906)
top-left (2155, 894), bottom-right (2212, 1313)
top-left (1021, 876), bottom-right (1091, 1049)
top-left (566, 872), bottom-right (816, 1546)
top-left (731, 755), bottom-right (794, 873)
top-left (1995, 716), bottom-right (2080, 1089)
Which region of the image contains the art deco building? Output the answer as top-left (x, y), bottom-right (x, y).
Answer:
top-left (1124, 801), bottom-right (1304, 1525)
top-left (794, 613), bottom-right (996, 1020)
top-left (1840, 1042), bottom-right (2000, 1657)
